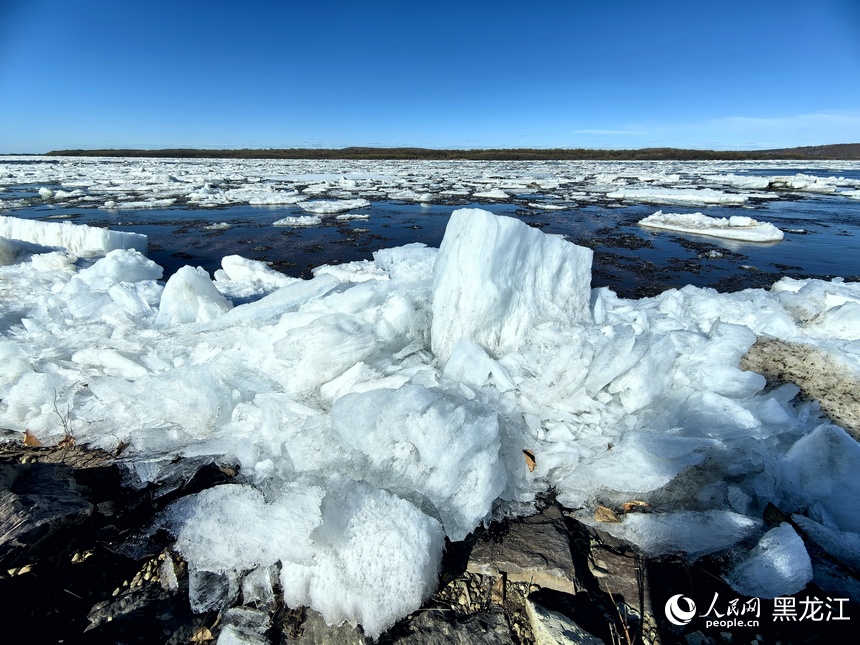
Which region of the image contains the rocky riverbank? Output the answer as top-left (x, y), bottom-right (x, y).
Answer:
top-left (2, 440), bottom-right (856, 645)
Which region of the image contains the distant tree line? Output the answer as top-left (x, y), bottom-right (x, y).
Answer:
top-left (45, 143), bottom-right (860, 161)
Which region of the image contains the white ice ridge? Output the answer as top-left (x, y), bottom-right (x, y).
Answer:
top-left (638, 210), bottom-right (785, 242)
top-left (605, 187), bottom-right (749, 205)
top-left (2, 207), bottom-right (860, 635)
top-left (0, 215), bottom-right (147, 255)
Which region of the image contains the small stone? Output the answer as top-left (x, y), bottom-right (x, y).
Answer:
top-left (458, 594), bottom-right (468, 606)
top-left (491, 576), bottom-right (506, 605)
top-left (588, 558), bottom-right (610, 578)
top-left (112, 587), bottom-right (121, 597)
top-left (526, 597), bottom-right (606, 645)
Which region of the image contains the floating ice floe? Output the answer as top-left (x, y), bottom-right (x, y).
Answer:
top-left (272, 215), bottom-right (322, 227)
top-left (768, 174), bottom-right (838, 194)
top-left (638, 211), bottom-right (784, 242)
top-left (472, 187), bottom-right (510, 200)
top-left (2, 207), bottom-right (860, 636)
top-left (708, 173), bottom-right (773, 191)
top-left (607, 187), bottom-right (748, 205)
top-left (299, 198), bottom-right (370, 214)
top-left (102, 198), bottom-right (177, 209)
top-left (528, 202), bottom-right (568, 210)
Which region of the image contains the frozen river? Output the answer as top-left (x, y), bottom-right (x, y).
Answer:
top-left (2, 156), bottom-right (859, 297)
top-left (2, 155), bottom-right (860, 637)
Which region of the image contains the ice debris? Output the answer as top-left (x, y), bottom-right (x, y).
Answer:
top-left (1, 209), bottom-right (860, 634)
top-left (725, 523), bottom-right (813, 598)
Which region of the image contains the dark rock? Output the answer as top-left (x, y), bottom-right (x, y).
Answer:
top-left (467, 504), bottom-right (583, 594)
top-left (525, 596), bottom-right (606, 645)
top-left (588, 547), bottom-right (652, 616)
top-left (382, 606), bottom-right (514, 644)
top-left (0, 462), bottom-right (93, 559)
top-left (286, 608), bottom-right (367, 644)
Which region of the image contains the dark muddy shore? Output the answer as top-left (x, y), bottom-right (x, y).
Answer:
top-left (2, 442), bottom-right (856, 645)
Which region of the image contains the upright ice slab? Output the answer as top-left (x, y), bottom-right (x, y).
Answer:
top-left (431, 209), bottom-right (593, 363)
top-left (0, 215), bottom-right (147, 255)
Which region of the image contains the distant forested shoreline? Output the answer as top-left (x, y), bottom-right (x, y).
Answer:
top-left (41, 143), bottom-right (860, 161)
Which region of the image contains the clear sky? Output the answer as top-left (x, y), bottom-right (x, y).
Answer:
top-left (1, 0), bottom-right (859, 152)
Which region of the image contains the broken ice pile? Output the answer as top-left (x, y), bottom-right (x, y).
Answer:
top-left (2, 208), bottom-right (860, 637)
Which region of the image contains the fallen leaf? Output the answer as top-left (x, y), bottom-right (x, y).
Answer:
top-left (190, 627), bottom-right (214, 642)
top-left (23, 430), bottom-right (42, 447)
top-left (621, 500), bottom-right (652, 513)
top-left (522, 449), bottom-right (536, 473)
top-left (594, 505), bottom-right (622, 523)
top-left (57, 435), bottom-right (76, 449)
top-left (218, 465), bottom-right (238, 478)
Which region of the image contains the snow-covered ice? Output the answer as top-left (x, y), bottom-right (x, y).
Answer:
top-left (213, 256), bottom-right (298, 299)
top-left (639, 210), bottom-right (785, 242)
top-left (2, 182), bottom-right (860, 635)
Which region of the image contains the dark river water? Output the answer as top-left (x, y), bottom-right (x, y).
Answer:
top-left (3, 169), bottom-right (860, 299)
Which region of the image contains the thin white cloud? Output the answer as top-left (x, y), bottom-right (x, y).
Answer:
top-left (711, 112), bottom-right (860, 129)
top-left (573, 112), bottom-right (860, 149)
top-left (575, 129), bottom-right (650, 136)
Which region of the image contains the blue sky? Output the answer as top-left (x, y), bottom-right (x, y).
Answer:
top-left (1, 0), bottom-right (858, 152)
